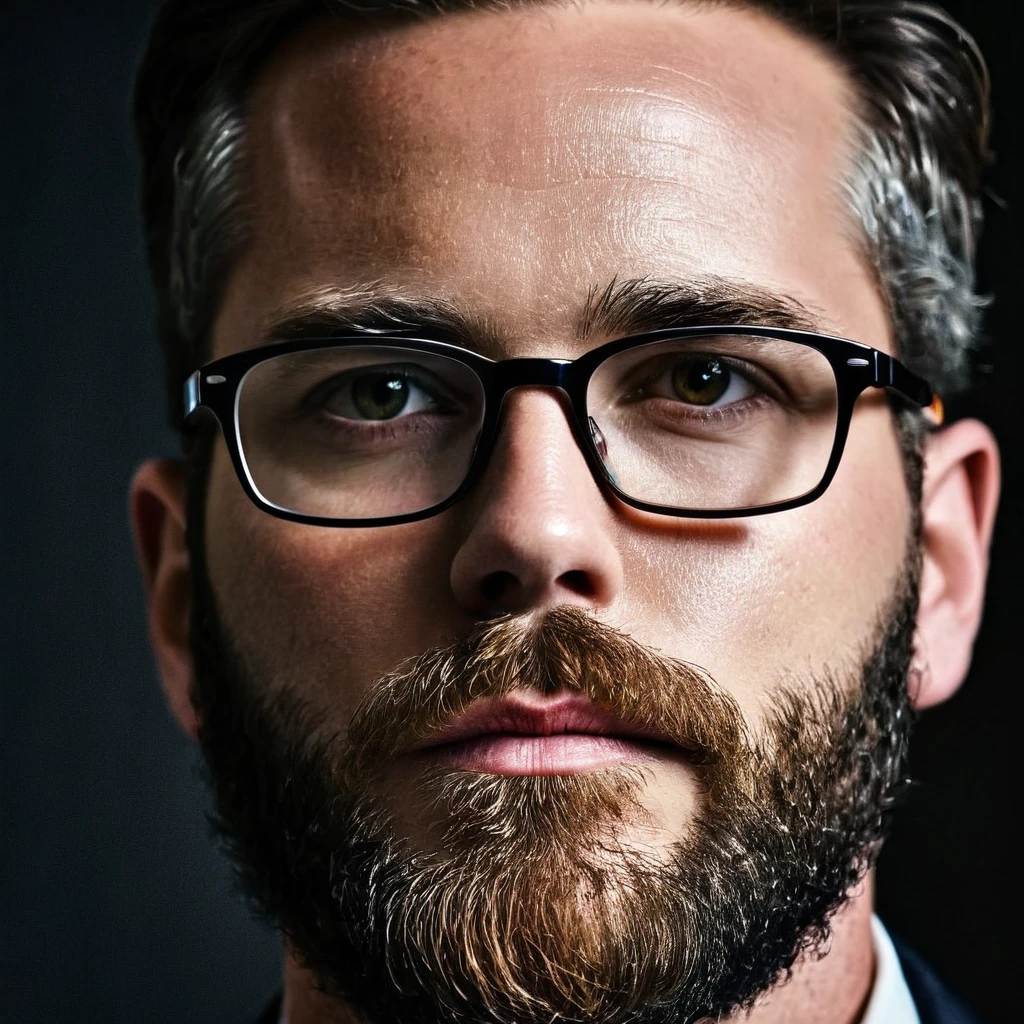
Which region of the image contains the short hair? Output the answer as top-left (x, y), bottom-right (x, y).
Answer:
top-left (133, 0), bottom-right (992, 428)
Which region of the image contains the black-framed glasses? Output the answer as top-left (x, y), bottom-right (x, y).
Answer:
top-left (183, 326), bottom-right (941, 526)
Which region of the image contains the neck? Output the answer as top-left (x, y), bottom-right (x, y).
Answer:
top-left (735, 877), bottom-right (878, 1024)
top-left (280, 877), bottom-right (878, 1024)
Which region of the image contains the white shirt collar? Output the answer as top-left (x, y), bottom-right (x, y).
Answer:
top-left (278, 915), bottom-right (920, 1024)
top-left (863, 916), bottom-right (921, 1024)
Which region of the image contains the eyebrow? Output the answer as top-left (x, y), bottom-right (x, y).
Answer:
top-left (578, 276), bottom-right (827, 339)
top-left (260, 285), bottom-right (504, 356)
top-left (258, 276), bottom-right (830, 357)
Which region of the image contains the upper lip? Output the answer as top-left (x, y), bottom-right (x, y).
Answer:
top-left (409, 693), bottom-right (674, 751)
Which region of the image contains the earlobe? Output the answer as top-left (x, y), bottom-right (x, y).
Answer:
top-left (129, 458), bottom-right (199, 740)
top-left (913, 419), bottom-right (1001, 710)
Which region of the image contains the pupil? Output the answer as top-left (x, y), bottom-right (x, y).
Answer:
top-left (352, 374), bottom-right (409, 419)
top-left (672, 357), bottom-right (729, 405)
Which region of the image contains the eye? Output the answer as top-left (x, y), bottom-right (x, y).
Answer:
top-left (349, 371), bottom-right (413, 420)
top-left (315, 366), bottom-right (452, 421)
top-left (644, 355), bottom-right (757, 408)
top-left (672, 356), bottom-right (730, 405)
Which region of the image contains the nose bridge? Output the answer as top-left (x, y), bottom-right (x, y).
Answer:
top-left (478, 360), bottom-right (609, 527)
top-left (489, 357), bottom-right (588, 464)
top-left (449, 358), bottom-right (622, 616)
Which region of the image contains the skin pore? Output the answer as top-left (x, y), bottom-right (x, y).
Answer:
top-left (130, 2), bottom-right (1001, 1022)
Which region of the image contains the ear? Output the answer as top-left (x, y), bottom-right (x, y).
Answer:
top-left (913, 419), bottom-right (1001, 710)
top-left (129, 458), bottom-right (198, 739)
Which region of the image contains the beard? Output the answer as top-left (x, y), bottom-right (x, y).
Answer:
top-left (189, 542), bottom-right (920, 1024)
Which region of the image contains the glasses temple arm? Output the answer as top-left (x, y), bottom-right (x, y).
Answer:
top-left (877, 353), bottom-right (944, 426)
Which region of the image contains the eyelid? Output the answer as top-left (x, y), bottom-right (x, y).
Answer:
top-left (628, 352), bottom-right (786, 404)
top-left (301, 362), bottom-right (456, 414)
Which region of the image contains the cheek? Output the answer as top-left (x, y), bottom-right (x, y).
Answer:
top-left (203, 441), bottom-right (460, 717)
top-left (623, 404), bottom-right (911, 716)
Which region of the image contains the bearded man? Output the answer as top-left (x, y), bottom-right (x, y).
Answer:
top-left (129, 1), bottom-right (1001, 1022)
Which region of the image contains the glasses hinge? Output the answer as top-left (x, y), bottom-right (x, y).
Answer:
top-left (873, 350), bottom-right (895, 388)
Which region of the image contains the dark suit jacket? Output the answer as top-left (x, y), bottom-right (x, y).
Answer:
top-left (893, 937), bottom-right (981, 1024)
top-left (251, 941), bottom-right (980, 1024)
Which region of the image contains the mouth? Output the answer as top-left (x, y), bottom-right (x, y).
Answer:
top-left (407, 692), bottom-right (678, 775)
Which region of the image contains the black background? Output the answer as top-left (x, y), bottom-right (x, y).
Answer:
top-left (1, 3), bottom-right (1018, 1022)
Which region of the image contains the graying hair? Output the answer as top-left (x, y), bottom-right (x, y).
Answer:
top-left (134, 0), bottom-right (992, 426)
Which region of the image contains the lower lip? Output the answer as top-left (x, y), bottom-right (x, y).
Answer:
top-left (420, 734), bottom-right (663, 774)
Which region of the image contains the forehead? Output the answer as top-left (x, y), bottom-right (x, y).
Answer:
top-left (215, 1), bottom-right (885, 356)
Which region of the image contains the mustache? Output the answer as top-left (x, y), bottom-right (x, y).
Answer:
top-left (342, 605), bottom-right (751, 787)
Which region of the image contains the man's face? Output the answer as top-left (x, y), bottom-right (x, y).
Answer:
top-left (194, 2), bottom-right (917, 1020)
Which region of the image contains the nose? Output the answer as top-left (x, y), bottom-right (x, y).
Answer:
top-left (448, 387), bottom-right (624, 617)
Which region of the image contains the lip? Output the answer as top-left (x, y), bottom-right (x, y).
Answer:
top-left (407, 693), bottom-right (676, 774)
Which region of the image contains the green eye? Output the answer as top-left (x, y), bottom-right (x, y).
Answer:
top-left (351, 373), bottom-right (410, 419)
top-left (671, 357), bottom-right (730, 405)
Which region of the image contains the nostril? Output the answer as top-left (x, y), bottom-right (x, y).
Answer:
top-left (480, 570), bottom-right (517, 602)
top-left (559, 569), bottom-right (595, 596)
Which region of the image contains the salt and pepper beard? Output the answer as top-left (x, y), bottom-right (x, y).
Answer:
top-left (189, 538), bottom-right (920, 1024)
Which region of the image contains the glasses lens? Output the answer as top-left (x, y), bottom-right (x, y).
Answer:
top-left (587, 334), bottom-right (839, 511)
top-left (236, 345), bottom-right (485, 520)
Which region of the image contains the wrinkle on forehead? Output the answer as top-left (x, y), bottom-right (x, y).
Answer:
top-left (254, 3), bottom-right (849, 192)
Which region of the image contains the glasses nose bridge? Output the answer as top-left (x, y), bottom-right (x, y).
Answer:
top-left (495, 356), bottom-right (574, 394)
top-left (490, 356), bottom-right (585, 428)
top-left (484, 356), bottom-right (600, 475)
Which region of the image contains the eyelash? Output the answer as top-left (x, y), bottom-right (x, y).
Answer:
top-left (306, 368), bottom-right (445, 411)
top-left (632, 356), bottom-right (763, 398)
